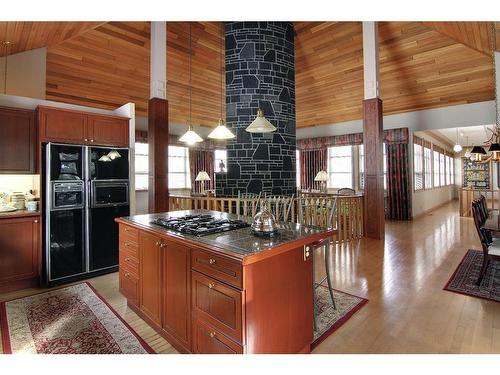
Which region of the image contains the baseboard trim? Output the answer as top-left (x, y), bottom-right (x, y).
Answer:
top-left (412, 198), bottom-right (457, 220)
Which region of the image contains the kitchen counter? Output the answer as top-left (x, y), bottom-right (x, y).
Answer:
top-left (116, 209), bottom-right (335, 263)
top-left (116, 209), bottom-right (335, 354)
top-left (0, 209), bottom-right (40, 219)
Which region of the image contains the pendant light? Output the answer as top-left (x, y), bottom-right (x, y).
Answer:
top-left (208, 23), bottom-right (235, 140)
top-left (453, 128), bottom-right (462, 153)
top-left (179, 22), bottom-right (203, 146)
top-left (464, 136), bottom-right (472, 158)
top-left (245, 48), bottom-right (276, 133)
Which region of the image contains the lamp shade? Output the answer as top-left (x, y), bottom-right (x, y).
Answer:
top-left (245, 109), bottom-right (277, 133)
top-left (489, 143), bottom-right (500, 152)
top-left (179, 125), bottom-right (203, 145)
top-left (453, 144), bottom-right (462, 153)
top-left (471, 146), bottom-right (487, 155)
top-left (314, 171), bottom-right (328, 182)
top-left (208, 119), bottom-right (235, 139)
top-left (195, 171), bottom-right (211, 182)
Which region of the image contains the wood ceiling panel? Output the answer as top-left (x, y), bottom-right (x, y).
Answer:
top-left (46, 22), bottom-right (225, 126)
top-left (0, 22), bottom-right (103, 56)
top-left (295, 21), bottom-right (494, 128)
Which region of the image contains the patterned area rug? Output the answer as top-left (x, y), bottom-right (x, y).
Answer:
top-left (0, 283), bottom-right (154, 354)
top-left (445, 249), bottom-right (500, 302)
top-left (312, 284), bottom-right (368, 349)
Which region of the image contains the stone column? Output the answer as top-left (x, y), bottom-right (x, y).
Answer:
top-left (216, 22), bottom-right (296, 197)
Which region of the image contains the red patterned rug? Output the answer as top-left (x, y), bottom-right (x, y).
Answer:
top-left (0, 282), bottom-right (154, 354)
top-left (445, 249), bottom-right (500, 302)
top-left (312, 284), bottom-right (368, 349)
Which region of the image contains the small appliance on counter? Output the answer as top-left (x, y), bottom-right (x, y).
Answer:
top-left (251, 202), bottom-right (279, 237)
top-left (10, 192), bottom-right (26, 210)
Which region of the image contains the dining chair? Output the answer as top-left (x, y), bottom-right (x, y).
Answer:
top-left (337, 188), bottom-right (356, 196)
top-left (264, 195), bottom-right (295, 223)
top-left (298, 196), bottom-right (338, 330)
top-left (237, 191), bottom-right (261, 218)
top-left (472, 202), bottom-right (500, 285)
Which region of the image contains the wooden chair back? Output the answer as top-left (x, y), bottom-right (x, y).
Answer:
top-left (263, 195), bottom-right (295, 222)
top-left (237, 191), bottom-right (261, 218)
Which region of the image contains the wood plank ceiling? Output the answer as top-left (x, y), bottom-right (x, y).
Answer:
top-left (1, 21), bottom-right (497, 128)
top-left (295, 21), bottom-right (494, 128)
top-left (45, 22), bottom-right (224, 125)
top-left (0, 22), bottom-right (103, 56)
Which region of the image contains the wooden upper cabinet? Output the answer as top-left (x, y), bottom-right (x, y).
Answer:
top-left (0, 216), bottom-right (40, 291)
top-left (0, 107), bottom-right (36, 174)
top-left (38, 106), bottom-right (87, 144)
top-left (88, 114), bottom-right (129, 147)
top-left (38, 106), bottom-right (129, 147)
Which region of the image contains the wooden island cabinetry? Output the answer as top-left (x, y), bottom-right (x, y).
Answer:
top-left (117, 210), bottom-right (334, 354)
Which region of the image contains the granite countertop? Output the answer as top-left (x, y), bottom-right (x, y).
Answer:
top-left (119, 209), bottom-right (335, 259)
top-left (0, 209), bottom-right (41, 219)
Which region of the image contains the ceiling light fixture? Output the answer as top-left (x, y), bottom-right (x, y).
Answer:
top-left (179, 23), bottom-right (203, 146)
top-left (246, 109), bottom-right (277, 133)
top-left (208, 22), bottom-right (235, 140)
top-left (453, 128), bottom-right (462, 153)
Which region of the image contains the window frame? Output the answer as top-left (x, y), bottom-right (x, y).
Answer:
top-left (327, 145), bottom-right (354, 190)
top-left (168, 145), bottom-right (191, 190)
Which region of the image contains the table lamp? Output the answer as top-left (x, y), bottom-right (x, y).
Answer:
top-left (195, 171), bottom-right (211, 194)
top-left (314, 170), bottom-right (328, 193)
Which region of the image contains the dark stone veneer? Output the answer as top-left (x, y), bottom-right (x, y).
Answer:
top-left (215, 22), bottom-right (296, 197)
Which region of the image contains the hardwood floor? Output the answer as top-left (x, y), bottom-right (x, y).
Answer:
top-left (1, 200), bottom-right (499, 354)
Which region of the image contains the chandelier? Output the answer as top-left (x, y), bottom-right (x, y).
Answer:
top-left (471, 22), bottom-right (500, 163)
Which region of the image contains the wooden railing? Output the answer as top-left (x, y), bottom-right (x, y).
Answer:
top-left (459, 188), bottom-right (500, 217)
top-left (168, 194), bottom-right (364, 242)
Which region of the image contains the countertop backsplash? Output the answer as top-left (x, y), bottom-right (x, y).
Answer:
top-left (0, 174), bottom-right (40, 199)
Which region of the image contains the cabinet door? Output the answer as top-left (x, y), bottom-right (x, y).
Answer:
top-left (38, 107), bottom-right (87, 144)
top-left (139, 231), bottom-right (162, 325)
top-left (0, 107), bottom-right (36, 174)
top-left (162, 240), bottom-right (190, 349)
top-left (88, 114), bottom-right (129, 147)
top-left (0, 217), bottom-right (39, 284)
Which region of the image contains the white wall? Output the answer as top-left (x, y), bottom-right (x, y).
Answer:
top-left (411, 130), bottom-right (457, 218)
top-left (297, 101), bottom-right (495, 140)
top-left (0, 48), bottom-right (46, 100)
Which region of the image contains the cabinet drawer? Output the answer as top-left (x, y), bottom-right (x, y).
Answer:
top-left (120, 225), bottom-right (139, 244)
top-left (119, 269), bottom-right (139, 306)
top-left (191, 271), bottom-right (243, 343)
top-left (191, 249), bottom-right (242, 289)
top-left (192, 318), bottom-right (243, 354)
top-left (119, 250), bottom-right (139, 276)
top-left (120, 238), bottom-right (139, 259)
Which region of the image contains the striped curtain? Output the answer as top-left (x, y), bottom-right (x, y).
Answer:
top-left (189, 149), bottom-right (215, 193)
top-left (299, 149), bottom-right (328, 190)
top-left (386, 143), bottom-right (412, 220)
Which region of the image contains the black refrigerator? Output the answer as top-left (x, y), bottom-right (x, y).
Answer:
top-left (43, 143), bottom-right (130, 285)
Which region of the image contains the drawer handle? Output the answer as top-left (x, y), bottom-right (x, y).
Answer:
top-left (125, 257), bottom-right (130, 262)
top-left (124, 272), bottom-right (130, 278)
top-left (160, 243), bottom-right (166, 248)
top-left (155, 241), bottom-right (161, 247)
top-left (209, 258), bottom-right (216, 265)
top-left (125, 242), bottom-right (130, 247)
top-left (84, 138), bottom-right (89, 142)
top-left (208, 283), bottom-right (215, 289)
top-left (34, 219), bottom-right (38, 223)
top-left (124, 228), bottom-right (130, 232)
top-left (90, 139), bottom-right (94, 143)
top-left (209, 332), bottom-right (216, 338)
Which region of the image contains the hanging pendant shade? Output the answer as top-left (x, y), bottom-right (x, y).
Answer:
top-left (245, 109), bottom-right (277, 133)
top-left (179, 124), bottom-right (203, 145)
top-left (488, 143), bottom-right (500, 152)
top-left (453, 144), bottom-right (462, 153)
top-left (471, 146), bottom-right (487, 155)
top-left (208, 119), bottom-right (235, 139)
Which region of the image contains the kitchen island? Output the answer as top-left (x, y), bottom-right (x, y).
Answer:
top-left (116, 210), bottom-right (335, 354)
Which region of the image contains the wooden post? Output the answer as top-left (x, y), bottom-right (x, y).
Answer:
top-left (148, 22), bottom-right (169, 213)
top-left (362, 22), bottom-right (385, 239)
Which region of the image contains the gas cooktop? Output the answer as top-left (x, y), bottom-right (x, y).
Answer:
top-left (150, 214), bottom-right (250, 237)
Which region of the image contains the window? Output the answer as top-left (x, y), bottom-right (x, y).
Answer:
top-left (296, 149), bottom-right (300, 188)
top-left (414, 143), bottom-right (423, 190)
top-left (439, 153), bottom-right (445, 186)
top-left (328, 146), bottom-right (353, 189)
top-left (424, 146), bottom-right (432, 189)
top-left (445, 155), bottom-right (451, 185)
top-left (433, 151), bottom-right (440, 187)
top-left (168, 145), bottom-right (191, 189)
top-left (135, 142), bottom-right (149, 190)
top-left (359, 143), bottom-right (387, 190)
top-left (214, 149), bottom-right (227, 173)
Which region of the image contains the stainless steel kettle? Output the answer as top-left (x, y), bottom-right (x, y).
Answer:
top-left (251, 201), bottom-right (278, 237)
